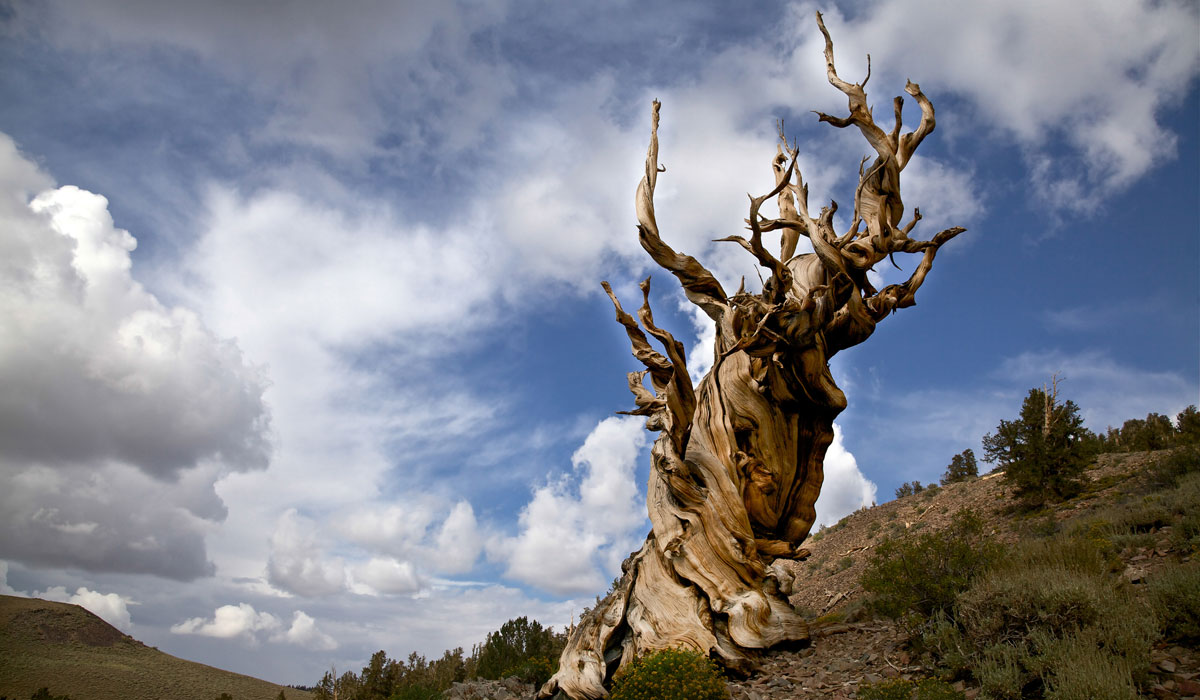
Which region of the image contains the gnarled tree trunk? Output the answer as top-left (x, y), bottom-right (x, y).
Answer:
top-left (539, 14), bottom-right (965, 699)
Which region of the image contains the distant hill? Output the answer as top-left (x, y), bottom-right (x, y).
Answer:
top-left (0, 595), bottom-right (312, 700)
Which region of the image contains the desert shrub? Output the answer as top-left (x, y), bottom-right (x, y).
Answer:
top-left (968, 621), bottom-right (1151, 700)
top-left (609, 648), bottom-right (726, 700)
top-left (1006, 532), bottom-right (1119, 576)
top-left (1146, 562), bottom-right (1200, 644)
top-left (1083, 471), bottom-right (1200, 552)
top-left (29, 691), bottom-right (71, 700)
top-left (1021, 515), bottom-right (1059, 538)
top-left (1143, 447), bottom-right (1200, 490)
top-left (857, 678), bottom-right (964, 700)
top-left (1041, 632), bottom-right (1145, 700)
top-left (958, 570), bottom-right (1105, 646)
top-left (1096, 499), bottom-right (1172, 534)
top-left (1161, 470), bottom-right (1200, 515)
top-left (837, 556), bottom-right (854, 571)
top-left (861, 510), bottom-right (1000, 623)
top-left (1172, 510), bottom-right (1200, 552)
top-left (938, 535), bottom-right (1154, 699)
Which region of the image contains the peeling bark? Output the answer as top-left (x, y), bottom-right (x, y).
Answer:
top-left (539, 14), bottom-right (965, 699)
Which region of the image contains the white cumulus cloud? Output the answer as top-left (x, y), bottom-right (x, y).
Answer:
top-left (172, 601), bottom-right (337, 650)
top-left (807, 0), bottom-right (1200, 211)
top-left (351, 557), bottom-right (427, 596)
top-left (276, 610), bottom-right (338, 651)
top-left (171, 602), bottom-right (281, 641)
top-left (0, 134), bottom-right (269, 579)
top-left (813, 425), bottom-right (878, 528)
top-left (434, 501), bottom-right (484, 576)
top-left (497, 416), bottom-right (649, 595)
top-left (0, 150), bottom-right (270, 476)
top-left (267, 509), bottom-right (346, 597)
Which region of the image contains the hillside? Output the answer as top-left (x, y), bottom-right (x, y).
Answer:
top-left (723, 449), bottom-right (1200, 699)
top-left (784, 451), bottom-right (1165, 618)
top-left (0, 595), bottom-right (312, 700)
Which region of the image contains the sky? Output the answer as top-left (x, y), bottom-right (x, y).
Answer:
top-left (0, 0), bottom-right (1197, 687)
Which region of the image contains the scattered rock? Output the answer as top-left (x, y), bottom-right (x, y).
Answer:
top-left (444, 678), bottom-right (533, 700)
top-left (1124, 565), bottom-right (1148, 583)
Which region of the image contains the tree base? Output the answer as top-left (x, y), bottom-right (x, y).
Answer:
top-left (538, 535), bottom-right (809, 700)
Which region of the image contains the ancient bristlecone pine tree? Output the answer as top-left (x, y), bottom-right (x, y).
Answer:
top-left (539, 14), bottom-right (965, 700)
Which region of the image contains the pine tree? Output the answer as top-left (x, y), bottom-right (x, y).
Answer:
top-left (941, 448), bottom-right (978, 485)
top-left (982, 379), bottom-right (1096, 505)
top-left (474, 617), bottom-right (562, 680)
top-left (1176, 405), bottom-right (1200, 445)
top-left (312, 670), bottom-right (335, 700)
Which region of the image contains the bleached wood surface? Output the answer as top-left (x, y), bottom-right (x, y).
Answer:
top-left (539, 13), bottom-right (965, 699)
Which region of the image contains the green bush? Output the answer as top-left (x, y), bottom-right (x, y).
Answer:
top-left (857, 678), bottom-right (964, 700)
top-left (861, 510), bottom-right (1000, 623)
top-left (502, 655), bottom-right (557, 688)
top-left (609, 648), bottom-right (726, 700)
top-left (1146, 562), bottom-right (1200, 644)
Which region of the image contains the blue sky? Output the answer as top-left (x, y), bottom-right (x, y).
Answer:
top-left (0, 0), bottom-right (1197, 686)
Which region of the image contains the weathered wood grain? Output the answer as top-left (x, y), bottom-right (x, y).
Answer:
top-left (539, 14), bottom-right (965, 699)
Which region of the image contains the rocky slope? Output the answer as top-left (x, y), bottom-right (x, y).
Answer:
top-left (723, 451), bottom-right (1199, 699)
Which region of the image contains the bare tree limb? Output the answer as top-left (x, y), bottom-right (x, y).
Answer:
top-left (542, 16), bottom-right (965, 699)
top-left (635, 100), bottom-right (729, 321)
